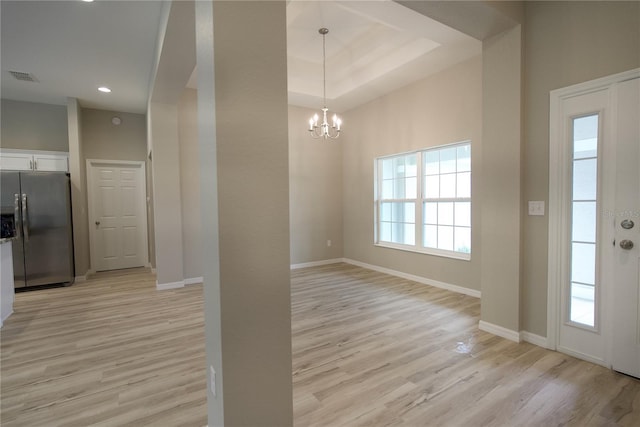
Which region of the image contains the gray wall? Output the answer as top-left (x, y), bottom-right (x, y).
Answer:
top-left (521, 1), bottom-right (640, 336)
top-left (289, 105), bottom-right (343, 265)
top-left (82, 108), bottom-right (147, 161)
top-left (178, 88), bottom-right (202, 280)
top-left (1, 99), bottom-right (69, 151)
top-left (196, 0), bottom-right (293, 424)
top-left (342, 55), bottom-right (482, 292)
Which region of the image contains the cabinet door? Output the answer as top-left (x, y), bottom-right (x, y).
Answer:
top-left (33, 154), bottom-right (68, 172)
top-left (0, 153), bottom-right (33, 171)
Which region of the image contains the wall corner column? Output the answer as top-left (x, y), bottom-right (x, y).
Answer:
top-left (480, 24), bottom-right (524, 339)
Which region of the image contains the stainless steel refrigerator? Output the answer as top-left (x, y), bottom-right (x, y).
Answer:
top-left (0, 171), bottom-right (74, 288)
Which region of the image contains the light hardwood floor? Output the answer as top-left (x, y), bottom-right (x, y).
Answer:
top-left (2, 263), bottom-right (639, 426)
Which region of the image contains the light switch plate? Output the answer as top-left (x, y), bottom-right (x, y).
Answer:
top-left (528, 201), bottom-right (545, 216)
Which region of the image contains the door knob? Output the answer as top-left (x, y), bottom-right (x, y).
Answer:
top-left (621, 219), bottom-right (635, 230)
top-left (619, 239), bottom-right (634, 250)
top-left (95, 221), bottom-right (101, 226)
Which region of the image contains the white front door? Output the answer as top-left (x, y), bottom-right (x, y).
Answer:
top-left (87, 160), bottom-right (148, 272)
top-left (549, 70), bottom-right (640, 377)
top-left (611, 77), bottom-right (640, 378)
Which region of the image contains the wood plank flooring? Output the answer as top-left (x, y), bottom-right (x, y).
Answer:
top-left (290, 263), bottom-right (640, 426)
top-left (1, 268), bottom-right (207, 427)
top-left (1, 262), bottom-right (639, 426)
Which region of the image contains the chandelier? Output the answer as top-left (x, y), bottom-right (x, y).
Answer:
top-left (308, 28), bottom-right (341, 139)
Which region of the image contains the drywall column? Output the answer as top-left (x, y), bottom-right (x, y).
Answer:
top-left (67, 97), bottom-right (90, 278)
top-left (148, 102), bottom-right (184, 288)
top-left (196, 1), bottom-right (293, 425)
top-left (479, 25), bottom-right (523, 338)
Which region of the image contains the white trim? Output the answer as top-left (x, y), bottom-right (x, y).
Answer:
top-left (151, 267), bottom-right (157, 274)
top-left (519, 330), bottom-right (549, 348)
top-left (478, 320), bottom-right (520, 343)
top-left (0, 148), bottom-right (69, 157)
top-left (290, 258), bottom-right (344, 270)
top-left (557, 345), bottom-right (607, 368)
top-left (156, 280), bottom-right (185, 290)
top-left (74, 275), bottom-right (87, 283)
top-left (184, 277), bottom-right (204, 286)
top-left (86, 159), bottom-right (149, 273)
top-left (343, 258), bottom-right (481, 298)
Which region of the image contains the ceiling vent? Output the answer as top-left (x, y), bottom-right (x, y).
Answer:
top-left (8, 71), bottom-right (38, 82)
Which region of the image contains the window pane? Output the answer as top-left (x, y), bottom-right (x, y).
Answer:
top-left (406, 154), bottom-right (417, 177)
top-left (572, 201), bottom-right (596, 243)
top-left (440, 174), bottom-right (456, 198)
top-left (438, 202), bottom-right (454, 226)
top-left (380, 222), bottom-right (391, 242)
top-left (457, 172), bottom-right (471, 198)
top-left (382, 158), bottom-right (393, 179)
top-left (457, 145), bottom-right (471, 172)
top-left (571, 242), bottom-right (595, 285)
top-left (438, 225), bottom-right (454, 250)
top-left (425, 175), bottom-right (439, 198)
top-left (424, 202), bottom-right (437, 224)
top-left (380, 202), bottom-right (392, 222)
top-left (382, 180), bottom-right (393, 199)
top-left (424, 225), bottom-right (437, 248)
top-left (404, 202), bottom-right (415, 223)
top-left (573, 158), bottom-right (597, 200)
top-left (393, 178), bottom-right (406, 199)
top-left (406, 177), bottom-right (417, 199)
top-left (404, 224), bottom-right (415, 245)
top-left (440, 147), bottom-right (457, 174)
top-left (454, 202), bottom-right (471, 227)
top-left (454, 227), bottom-right (471, 253)
top-left (393, 157), bottom-right (405, 179)
top-left (424, 151), bottom-right (439, 175)
top-left (573, 115), bottom-right (598, 159)
top-left (570, 283), bottom-right (595, 326)
top-left (391, 222), bottom-right (404, 244)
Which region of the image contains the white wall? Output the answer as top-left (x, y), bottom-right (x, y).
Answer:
top-left (289, 105), bottom-right (343, 265)
top-left (1, 99), bottom-right (68, 152)
top-left (342, 55), bottom-right (482, 292)
top-left (82, 108), bottom-right (147, 161)
top-left (177, 88), bottom-right (202, 281)
top-left (521, 0), bottom-right (640, 335)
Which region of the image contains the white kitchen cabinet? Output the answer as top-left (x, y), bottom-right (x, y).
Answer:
top-left (0, 150), bottom-right (69, 172)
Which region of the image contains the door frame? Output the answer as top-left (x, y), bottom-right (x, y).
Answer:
top-left (547, 68), bottom-right (640, 366)
top-left (86, 159), bottom-right (149, 272)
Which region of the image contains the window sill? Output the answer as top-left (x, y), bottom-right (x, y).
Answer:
top-left (375, 242), bottom-right (471, 261)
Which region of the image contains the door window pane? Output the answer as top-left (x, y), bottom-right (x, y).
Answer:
top-left (568, 114), bottom-right (599, 328)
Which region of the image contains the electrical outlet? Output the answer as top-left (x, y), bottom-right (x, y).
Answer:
top-left (210, 366), bottom-right (216, 397)
top-left (327, 239), bottom-right (332, 247)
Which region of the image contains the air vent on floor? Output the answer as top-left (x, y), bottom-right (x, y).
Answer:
top-left (8, 71), bottom-right (38, 82)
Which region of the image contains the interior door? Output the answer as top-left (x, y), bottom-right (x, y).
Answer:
top-left (88, 162), bottom-right (148, 272)
top-left (611, 77), bottom-right (640, 378)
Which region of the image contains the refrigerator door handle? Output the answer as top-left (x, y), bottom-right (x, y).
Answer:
top-left (14, 193), bottom-right (22, 238)
top-left (21, 193), bottom-right (29, 242)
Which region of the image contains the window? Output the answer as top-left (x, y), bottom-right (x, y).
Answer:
top-left (375, 142), bottom-right (471, 259)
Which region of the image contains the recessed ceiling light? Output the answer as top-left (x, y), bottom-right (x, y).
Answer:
top-left (81, 0), bottom-right (94, 3)
top-left (98, 86), bottom-right (111, 93)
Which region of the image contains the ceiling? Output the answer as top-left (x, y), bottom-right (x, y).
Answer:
top-left (1, 0), bottom-right (481, 115)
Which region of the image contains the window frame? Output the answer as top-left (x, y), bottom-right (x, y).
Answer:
top-left (374, 141), bottom-right (471, 261)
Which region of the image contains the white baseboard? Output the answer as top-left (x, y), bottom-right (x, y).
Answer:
top-left (478, 320), bottom-right (521, 343)
top-left (151, 267), bottom-right (157, 274)
top-left (74, 275), bottom-right (87, 283)
top-left (343, 258), bottom-right (481, 298)
top-left (557, 345), bottom-right (607, 367)
top-left (519, 330), bottom-right (548, 348)
top-left (290, 258), bottom-right (344, 270)
top-left (156, 280), bottom-right (185, 290)
top-left (184, 276), bottom-right (204, 286)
